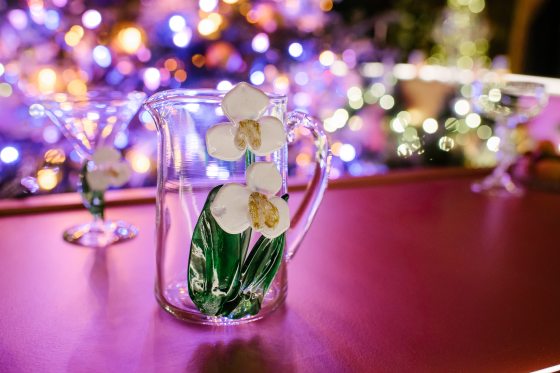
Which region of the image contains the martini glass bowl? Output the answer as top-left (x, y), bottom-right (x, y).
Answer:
top-left (31, 89), bottom-right (146, 247)
top-left (471, 80), bottom-right (548, 196)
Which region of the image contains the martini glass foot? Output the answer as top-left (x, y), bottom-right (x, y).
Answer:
top-left (63, 220), bottom-right (138, 248)
top-left (471, 173), bottom-right (524, 197)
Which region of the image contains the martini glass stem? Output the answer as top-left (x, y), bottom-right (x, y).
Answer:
top-left (79, 161), bottom-right (106, 220)
top-left (472, 116), bottom-right (523, 195)
top-left (494, 117), bottom-right (517, 179)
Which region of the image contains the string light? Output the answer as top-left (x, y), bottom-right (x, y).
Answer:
top-left (0, 0), bottom-right (500, 190)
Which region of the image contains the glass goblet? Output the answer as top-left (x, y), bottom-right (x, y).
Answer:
top-left (31, 90), bottom-right (146, 248)
top-left (471, 80), bottom-right (548, 196)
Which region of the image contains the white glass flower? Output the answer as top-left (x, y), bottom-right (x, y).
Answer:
top-left (206, 82), bottom-right (287, 161)
top-left (85, 146), bottom-right (131, 192)
top-left (210, 162), bottom-right (290, 239)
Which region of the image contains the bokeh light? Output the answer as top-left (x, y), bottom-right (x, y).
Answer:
top-left (319, 50), bottom-right (335, 67)
top-left (487, 136), bottom-right (500, 152)
top-left (169, 15), bottom-right (186, 32)
top-left (82, 9), bottom-right (102, 29)
top-left (143, 67), bottom-right (161, 90)
top-left (252, 33), bottom-right (270, 53)
top-left (0, 146), bottom-right (19, 164)
top-left (8, 9), bottom-right (28, 30)
top-left (37, 168), bottom-right (58, 190)
top-left (250, 71), bottom-right (265, 85)
top-left (288, 42), bottom-right (303, 58)
top-left (38, 68), bottom-right (57, 94)
top-left (93, 45), bottom-right (112, 68)
top-left (217, 80), bottom-right (233, 91)
top-left (422, 118), bottom-right (439, 134)
top-left (117, 27), bottom-right (143, 54)
top-left (127, 151), bottom-right (151, 173)
top-left (199, 0), bottom-right (218, 12)
top-left (339, 144), bottom-right (356, 162)
top-left (173, 29), bottom-right (192, 48)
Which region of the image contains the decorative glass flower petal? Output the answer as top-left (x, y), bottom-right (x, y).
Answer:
top-left (109, 163), bottom-right (131, 187)
top-left (85, 146), bottom-right (131, 192)
top-left (86, 169), bottom-right (111, 191)
top-left (92, 146), bottom-right (120, 164)
top-left (206, 83), bottom-right (287, 161)
top-left (206, 122), bottom-right (245, 161)
top-left (246, 162), bottom-right (282, 195)
top-left (210, 162), bottom-right (289, 239)
top-left (258, 196), bottom-right (290, 239)
top-left (211, 183), bottom-right (252, 234)
top-left (222, 82), bottom-right (270, 125)
top-left (249, 116), bottom-right (286, 156)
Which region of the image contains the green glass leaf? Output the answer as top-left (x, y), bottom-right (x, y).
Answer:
top-left (188, 185), bottom-right (251, 316)
top-left (79, 162), bottom-right (105, 219)
top-left (220, 194), bottom-right (288, 319)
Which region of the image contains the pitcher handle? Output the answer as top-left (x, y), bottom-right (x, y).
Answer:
top-left (285, 111), bottom-right (331, 260)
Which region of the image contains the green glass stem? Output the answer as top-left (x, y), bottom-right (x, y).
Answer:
top-left (187, 151), bottom-right (288, 319)
top-left (79, 161), bottom-right (105, 220)
top-left (220, 195), bottom-right (288, 319)
top-left (187, 185), bottom-right (251, 315)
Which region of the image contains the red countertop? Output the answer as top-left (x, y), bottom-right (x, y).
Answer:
top-left (1, 173), bottom-right (560, 372)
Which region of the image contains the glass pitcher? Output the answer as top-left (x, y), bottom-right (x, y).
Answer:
top-left (145, 84), bottom-right (329, 325)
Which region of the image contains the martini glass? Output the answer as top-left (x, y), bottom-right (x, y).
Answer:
top-left (471, 80), bottom-right (548, 196)
top-left (31, 89), bottom-right (146, 247)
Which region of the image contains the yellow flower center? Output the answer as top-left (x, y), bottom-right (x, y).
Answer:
top-left (235, 119), bottom-right (261, 151)
top-left (248, 192), bottom-right (279, 230)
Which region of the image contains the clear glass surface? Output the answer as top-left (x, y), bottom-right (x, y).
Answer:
top-left (471, 80), bottom-right (548, 196)
top-left (144, 89), bottom-right (329, 325)
top-left (33, 89), bottom-right (146, 247)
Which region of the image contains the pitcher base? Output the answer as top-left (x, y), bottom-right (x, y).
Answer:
top-left (155, 280), bottom-right (287, 325)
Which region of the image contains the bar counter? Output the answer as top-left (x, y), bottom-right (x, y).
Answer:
top-left (1, 169), bottom-right (559, 372)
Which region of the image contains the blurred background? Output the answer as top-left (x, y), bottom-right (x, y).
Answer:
top-left (0, 0), bottom-right (558, 198)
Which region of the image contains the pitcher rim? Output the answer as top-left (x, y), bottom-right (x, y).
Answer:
top-left (144, 88), bottom-right (287, 109)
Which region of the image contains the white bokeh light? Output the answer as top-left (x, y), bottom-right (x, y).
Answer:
top-left (0, 146), bottom-right (19, 164)
top-left (250, 71), bottom-right (265, 85)
top-left (487, 136), bottom-right (500, 152)
top-left (82, 9), bottom-right (102, 29)
top-left (216, 80), bottom-right (233, 91)
top-left (173, 29), bottom-right (192, 48)
top-left (168, 15), bottom-right (186, 32)
top-left (454, 99), bottom-right (471, 116)
top-left (199, 0), bottom-right (218, 12)
top-left (339, 144), bottom-right (356, 162)
top-left (143, 67), bottom-right (161, 90)
top-left (288, 42), bottom-right (303, 58)
top-left (422, 118), bottom-right (438, 134)
top-left (251, 33), bottom-right (270, 53)
top-left (93, 45), bottom-right (111, 68)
